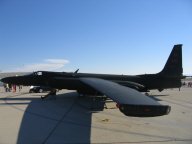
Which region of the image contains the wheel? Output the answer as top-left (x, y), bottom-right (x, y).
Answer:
top-left (39, 89), bottom-right (43, 93)
top-left (29, 90), bottom-right (34, 93)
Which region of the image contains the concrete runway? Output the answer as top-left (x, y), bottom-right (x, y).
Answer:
top-left (0, 87), bottom-right (192, 144)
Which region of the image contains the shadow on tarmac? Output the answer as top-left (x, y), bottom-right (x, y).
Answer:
top-left (9, 92), bottom-right (105, 144)
top-left (2, 90), bottom-right (192, 144)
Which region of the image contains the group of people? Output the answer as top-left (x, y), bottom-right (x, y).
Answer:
top-left (182, 82), bottom-right (192, 87)
top-left (187, 82), bottom-right (192, 87)
top-left (3, 83), bottom-right (22, 92)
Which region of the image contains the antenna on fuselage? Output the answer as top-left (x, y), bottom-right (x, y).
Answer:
top-left (74, 69), bottom-right (79, 74)
top-left (72, 69), bottom-right (79, 77)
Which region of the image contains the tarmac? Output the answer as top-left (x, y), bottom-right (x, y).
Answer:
top-left (0, 86), bottom-right (192, 144)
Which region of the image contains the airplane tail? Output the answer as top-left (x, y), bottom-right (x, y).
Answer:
top-left (159, 44), bottom-right (183, 77)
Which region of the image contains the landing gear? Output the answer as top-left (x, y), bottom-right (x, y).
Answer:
top-left (145, 92), bottom-right (149, 96)
top-left (158, 88), bottom-right (164, 92)
top-left (41, 89), bottom-right (57, 100)
top-left (89, 95), bottom-right (108, 111)
top-left (77, 91), bottom-right (107, 111)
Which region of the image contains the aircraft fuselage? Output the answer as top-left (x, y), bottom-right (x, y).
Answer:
top-left (1, 71), bottom-right (182, 94)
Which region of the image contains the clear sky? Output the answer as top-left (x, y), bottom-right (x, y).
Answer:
top-left (0, 0), bottom-right (191, 75)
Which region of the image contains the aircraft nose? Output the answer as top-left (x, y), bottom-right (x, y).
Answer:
top-left (1, 76), bottom-right (36, 85)
top-left (1, 77), bottom-right (9, 83)
top-left (1, 77), bottom-right (16, 84)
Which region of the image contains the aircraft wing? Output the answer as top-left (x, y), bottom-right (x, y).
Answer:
top-left (80, 78), bottom-right (171, 117)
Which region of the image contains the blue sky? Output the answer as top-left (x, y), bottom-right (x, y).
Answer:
top-left (0, 0), bottom-right (192, 75)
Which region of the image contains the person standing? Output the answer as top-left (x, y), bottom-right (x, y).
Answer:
top-left (13, 84), bottom-right (16, 92)
top-left (19, 85), bottom-right (22, 92)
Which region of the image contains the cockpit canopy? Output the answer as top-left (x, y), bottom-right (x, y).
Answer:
top-left (34, 71), bottom-right (43, 76)
top-left (26, 71), bottom-right (44, 76)
top-left (26, 71), bottom-right (73, 77)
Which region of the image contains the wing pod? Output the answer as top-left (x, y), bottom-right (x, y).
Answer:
top-left (118, 104), bottom-right (171, 117)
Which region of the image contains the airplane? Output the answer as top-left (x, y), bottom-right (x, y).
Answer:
top-left (1, 44), bottom-right (183, 117)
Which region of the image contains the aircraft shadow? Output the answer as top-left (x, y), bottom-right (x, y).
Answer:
top-left (15, 92), bottom-right (105, 144)
top-left (150, 94), bottom-right (169, 97)
top-left (147, 94), bottom-right (170, 101)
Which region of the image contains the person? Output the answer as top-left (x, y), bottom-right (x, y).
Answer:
top-left (8, 84), bottom-right (12, 92)
top-left (3, 83), bottom-right (8, 92)
top-left (19, 85), bottom-right (22, 92)
top-left (6, 83), bottom-right (10, 92)
top-left (12, 84), bottom-right (16, 92)
top-left (188, 82), bottom-right (192, 87)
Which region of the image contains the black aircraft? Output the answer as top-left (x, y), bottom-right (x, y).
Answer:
top-left (1, 44), bottom-right (183, 117)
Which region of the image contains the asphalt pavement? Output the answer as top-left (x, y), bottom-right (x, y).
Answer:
top-left (0, 86), bottom-right (192, 144)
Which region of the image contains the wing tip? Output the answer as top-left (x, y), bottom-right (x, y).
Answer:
top-left (119, 104), bottom-right (171, 117)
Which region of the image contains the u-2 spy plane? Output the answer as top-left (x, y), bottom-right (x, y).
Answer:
top-left (1, 44), bottom-right (183, 117)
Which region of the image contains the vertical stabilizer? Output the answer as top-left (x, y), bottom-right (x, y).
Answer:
top-left (159, 44), bottom-right (183, 77)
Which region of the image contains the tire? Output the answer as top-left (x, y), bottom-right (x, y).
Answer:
top-left (39, 89), bottom-right (43, 93)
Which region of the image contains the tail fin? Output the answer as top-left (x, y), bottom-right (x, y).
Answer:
top-left (159, 44), bottom-right (183, 77)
